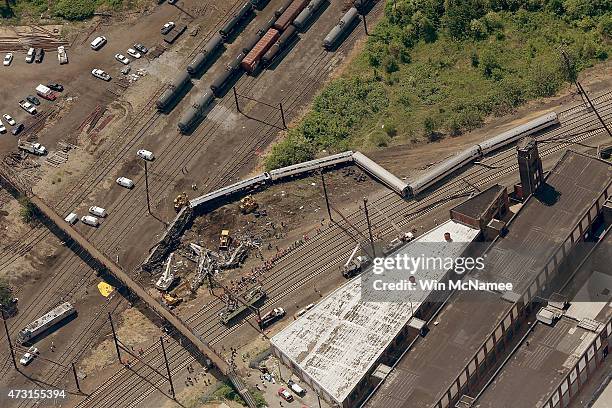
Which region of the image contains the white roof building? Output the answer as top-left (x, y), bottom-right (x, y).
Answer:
top-left (270, 220), bottom-right (480, 407)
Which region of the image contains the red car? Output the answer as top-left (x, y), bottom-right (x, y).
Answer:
top-left (278, 387), bottom-right (294, 402)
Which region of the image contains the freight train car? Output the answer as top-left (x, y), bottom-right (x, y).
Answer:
top-left (219, 2), bottom-right (253, 39)
top-left (177, 90), bottom-right (215, 134)
top-left (242, 28), bottom-right (280, 73)
top-left (274, 0), bottom-right (309, 31)
top-left (242, 16), bottom-right (278, 54)
top-left (274, 0), bottom-right (294, 17)
top-left (262, 25), bottom-right (297, 66)
top-left (156, 72), bottom-right (191, 111)
top-left (293, 0), bottom-right (326, 31)
top-left (323, 7), bottom-right (359, 49)
top-left (186, 34), bottom-right (223, 76)
top-left (210, 53), bottom-right (245, 96)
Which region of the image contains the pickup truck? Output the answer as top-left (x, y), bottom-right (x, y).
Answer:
top-left (57, 46), bottom-right (68, 64)
top-left (18, 140), bottom-right (47, 155)
top-left (18, 100), bottom-right (36, 115)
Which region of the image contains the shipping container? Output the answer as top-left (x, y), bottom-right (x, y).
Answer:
top-left (274, 0), bottom-right (309, 31)
top-left (241, 28), bottom-right (280, 73)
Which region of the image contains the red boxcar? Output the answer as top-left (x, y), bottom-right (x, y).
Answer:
top-left (241, 28), bottom-right (280, 73)
top-left (273, 0), bottom-right (309, 31)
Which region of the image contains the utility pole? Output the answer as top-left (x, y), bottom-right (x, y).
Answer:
top-left (144, 160), bottom-right (152, 215)
top-left (363, 197), bottom-right (376, 258)
top-left (279, 102), bottom-right (287, 129)
top-left (362, 14), bottom-right (369, 36)
top-left (233, 87), bottom-right (240, 113)
top-left (108, 313), bottom-right (122, 363)
top-left (576, 81), bottom-right (612, 138)
top-left (160, 337), bottom-right (175, 399)
top-left (72, 362), bottom-right (82, 393)
top-left (321, 171), bottom-right (333, 222)
top-left (317, 393), bottom-right (322, 408)
top-left (2, 310), bottom-right (17, 370)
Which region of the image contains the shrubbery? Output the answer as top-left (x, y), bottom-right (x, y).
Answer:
top-left (53, 0), bottom-right (95, 20)
top-left (263, 0), bottom-right (611, 168)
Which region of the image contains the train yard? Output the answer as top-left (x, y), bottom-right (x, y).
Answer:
top-left (0, 0), bottom-right (611, 407)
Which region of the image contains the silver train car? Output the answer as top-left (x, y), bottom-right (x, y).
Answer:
top-left (352, 151), bottom-right (409, 196)
top-left (269, 151), bottom-right (354, 181)
top-left (189, 173), bottom-right (271, 209)
top-left (293, 0), bottom-right (326, 31)
top-left (322, 7), bottom-right (359, 50)
top-left (405, 112), bottom-right (559, 197)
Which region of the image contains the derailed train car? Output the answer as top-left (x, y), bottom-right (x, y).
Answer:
top-left (404, 112), bottom-right (560, 197)
top-left (323, 7), bottom-right (359, 50)
top-left (156, 72), bottom-right (191, 111)
top-left (177, 90), bottom-right (215, 134)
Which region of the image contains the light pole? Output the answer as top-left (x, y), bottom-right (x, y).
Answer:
top-left (143, 160), bottom-right (152, 216)
top-left (363, 197), bottom-right (376, 258)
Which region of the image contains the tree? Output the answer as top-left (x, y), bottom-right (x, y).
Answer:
top-left (0, 279), bottom-right (14, 311)
top-left (444, 0), bottom-right (487, 39)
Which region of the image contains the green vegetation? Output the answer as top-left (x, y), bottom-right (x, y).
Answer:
top-left (208, 382), bottom-right (267, 407)
top-left (0, 278), bottom-right (14, 311)
top-left (18, 196), bottom-right (36, 224)
top-left (1, 0), bottom-right (131, 21)
top-left (265, 0), bottom-right (611, 169)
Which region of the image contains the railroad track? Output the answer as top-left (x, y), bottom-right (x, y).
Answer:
top-left (69, 93), bottom-right (612, 408)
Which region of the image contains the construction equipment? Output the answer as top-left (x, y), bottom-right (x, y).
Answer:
top-left (155, 253), bottom-right (176, 291)
top-left (219, 229), bottom-right (231, 251)
top-left (18, 140), bottom-right (46, 155)
top-left (174, 192), bottom-right (189, 211)
top-left (342, 255), bottom-right (370, 278)
top-left (239, 194), bottom-right (259, 214)
top-left (162, 293), bottom-right (183, 307)
top-left (258, 307), bottom-right (286, 328)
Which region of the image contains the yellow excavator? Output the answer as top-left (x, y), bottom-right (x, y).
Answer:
top-left (219, 229), bottom-right (231, 251)
top-left (239, 195), bottom-right (258, 214)
top-left (174, 192), bottom-right (189, 211)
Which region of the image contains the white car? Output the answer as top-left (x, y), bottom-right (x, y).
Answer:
top-left (90, 36), bottom-right (107, 50)
top-left (126, 48), bottom-right (141, 59)
top-left (19, 347), bottom-right (39, 366)
top-left (115, 53), bottom-right (130, 65)
top-left (116, 177), bottom-right (134, 189)
top-left (3, 53), bottom-right (13, 66)
top-left (161, 22), bottom-right (175, 35)
top-left (19, 100), bottom-right (36, 114)
top-left (25, 48), bottom-right (35, 63)
top-left (0, 121), bottom-right (5, 133)
top-left (91, 69), bottom-right (111, 81)
top-left (137, 149), bottom-right (154, 161)
top-left (3, 114), bottom-right (15, 126)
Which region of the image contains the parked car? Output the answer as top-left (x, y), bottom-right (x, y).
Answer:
top-left (115, 53), bottom-right (130, 64)
top-left (47, 83), bottom-right (64, 92)
top-left (19, 100), bottom-right (36, 115)
top-left (26, 95), bottom-right (40, 106)
top-left (12, 123), bottom-right (24, 135)
top-left (19, 346), bottom-right (39, 366)
top-left (137, 149), bottom-right (154, 161)
top-left (126, 48), bottom-right (141, 59)
top-left (278, 388), bottom-right (294, 402)
top-left (34, 48), bottom-right (44, 63)
top-left (161, 22), bottom-right (175, 34)
top-left (91, 69), bottom-right (111, 81)
top-left (90, 36), bottom-right (107, 50)
top-left (3, 52), bottom-right (13, 66)
top-left (0, 121), bottom-right (5, 134)
top-left (57, 45), bottom-right (68, 64)
top-left (3, 114), bottom-right (15, 126)
top-left (25, 47), bottom-right (35, 63)
top-left (89, 206), bottom-right (107, 218)
top-left (168, 0), bottom-right (178, 4)
top-left (64, 213), bottom-right (78, 224)
top-left (133, 43), bottom-right (148, 54)
top-left (287, 380), bottom-right (306, 397)
top-left (116, 177), bottom-right (134, 189)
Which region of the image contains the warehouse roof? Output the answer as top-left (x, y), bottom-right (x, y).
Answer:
top-left (472, 151), bottom-right (611, 294)
top-left (367, 151), bottom-right (612, 408)
top-left (270, 220), bottom-right (480, 405)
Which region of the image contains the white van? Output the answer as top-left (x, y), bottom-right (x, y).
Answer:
top-left (89, 206), bottom-right (107, 218)
top-left (81, 215), bottom-right (99, 227)
top-left (116, 177), bottom-right (134, 189)
top-left (288, 380), bottom-right (306, 397)
top-left (137, 149), bottom-right (154, 161)
top-left (90, 36), bottom-right (107, 50)
top-left (64, 213), bottom-right (78, 224)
